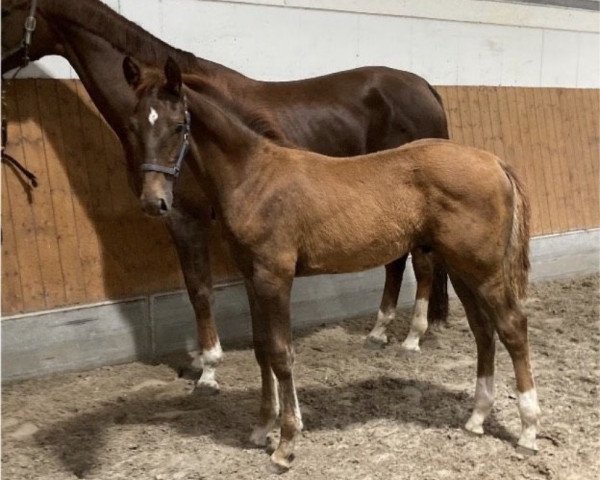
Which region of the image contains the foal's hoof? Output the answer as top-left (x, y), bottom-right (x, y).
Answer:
top-left (249, 427), bottom-right (269, 448)
top-left (269, 451), bottom-right (293, 474)
top-left (399, 340), bottom-right (421, 354)
top-left (463, 420), bottom-right (484, 436)
top-left (365, 334), bottom-right (388, 350)
top-left (193, 379), bottom-right (220, 396)
top-left (516, 435), bottom-right (539, 455)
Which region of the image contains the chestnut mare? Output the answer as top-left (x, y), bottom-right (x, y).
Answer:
top-left (2, 0), bottom-right (449, 392)
top-left (125, 58), bottom-right (540, 471)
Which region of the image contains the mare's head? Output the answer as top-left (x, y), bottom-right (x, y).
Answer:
top-left (2, 0), bottom-right (57, 74)
top-left (123, 56), bottom-right (188, 217)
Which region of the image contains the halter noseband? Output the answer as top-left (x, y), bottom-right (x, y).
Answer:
top-left (2, 0), bottom-right (39, 69)
top-left (140, 104), bottom-right (191, 178)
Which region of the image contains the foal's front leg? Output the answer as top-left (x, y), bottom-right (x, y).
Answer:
top-left (251, 263), bottom-right (301, 472)
top-left (167, 209), bottom-right (222, 394)
top-left (246, 280), bottom-right (280, 447)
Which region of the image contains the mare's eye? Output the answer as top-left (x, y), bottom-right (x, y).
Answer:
top-left (174, 124), bottom-right (184, 134)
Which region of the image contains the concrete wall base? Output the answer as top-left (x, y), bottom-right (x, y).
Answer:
top-left (2, 229), bottom-right (598, 382)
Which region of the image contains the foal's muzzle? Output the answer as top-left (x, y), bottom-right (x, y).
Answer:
top-left (140, 190), bottom-right (172, 217)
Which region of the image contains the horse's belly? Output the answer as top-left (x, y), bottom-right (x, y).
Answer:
top-left (297, 239), bottom-right (411, 276)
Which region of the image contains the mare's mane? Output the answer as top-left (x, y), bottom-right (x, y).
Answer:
top-left (39, 0), bottom-right (232, 75)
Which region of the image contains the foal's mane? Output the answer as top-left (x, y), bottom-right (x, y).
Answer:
top-left (40, 0), bottom-right (235, 76)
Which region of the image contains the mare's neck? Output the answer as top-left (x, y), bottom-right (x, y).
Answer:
top-left (42, 0), bottom-right (233, 74)
top-left (40, 0), bottom-right (245, 139)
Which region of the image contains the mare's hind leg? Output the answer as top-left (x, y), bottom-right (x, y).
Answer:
top-left (479, 276), bottom-right (540, 452)
top-left (167, 209), bottom-right (222, 395)
top-left (400, 249), bottom-right (434, 352)
top-left (450, 275), bottom-right (496, 435)
top-left (365, 256), bottom-right (407, 348)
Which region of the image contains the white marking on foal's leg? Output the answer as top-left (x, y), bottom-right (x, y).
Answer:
top-left (292, 376), bottom-right (303, 431)
top-left (465, 376), bottom-right (495, 435)
top-left (194, 342), bottom-right (223, 395)
top-left (400, 297), bottom-right (428, 352)
top-left (148, 107), bottom-right (159, 126)
top-left (366, 309), bottom-right (395, 347)
top-left (517, 388), bottom-right (541, 451)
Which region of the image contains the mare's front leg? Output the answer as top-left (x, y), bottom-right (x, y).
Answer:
top-left (167, 208), bottom-right (222, 395)
top-left (400, 249), bottom-right (433, 352)
top-left (365, 256), bottom-right (407, 348)
top-left (251, 262), bottom-right (301, 472)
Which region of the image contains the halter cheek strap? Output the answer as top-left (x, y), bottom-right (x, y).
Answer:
top-left (140, 107), bottom-right (191, 178)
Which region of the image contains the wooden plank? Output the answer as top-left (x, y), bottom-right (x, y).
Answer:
top-left (1, 172), bottom-right (25, 314)
top-left (494, 87), bottom-right (518, 163)
top-left (71, 79), bottom-right (131, 298)
top-left (466, 87), bottom-right (486, 150)
top-left (13, 81), bottom-right (67, 307)
top-left (454, 87), bottom-right (475, 147)
top-left (441, 86), bottom-right (463, 143)
top-left (507, 88), bottom-right (544, 235)
top-left (484, 87), bottom-right (507, 161)
top-left (2, 81), bottom-right (46, 311)
top-left (476, 87), bottom-right (496, 155)
top-left (550, 89), bottom-right (586, 231)
top-left (557, 89), bottom-right (593, 229)
top-left (573, 89), bottom-right (600, 228)
top-left (526, 88), bottom-right (557, 234)
top-left (35, 79), bottom-right (87, 307)
top-left (54, 79), bottom-right (105, 302)
top-left (545, 89), bottom-right (581, 232)
top-left (531, 88), bottom-right (569, 233)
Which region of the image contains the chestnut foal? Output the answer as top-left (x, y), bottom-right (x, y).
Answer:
top-left (125, 59), bottom-right (540, 471)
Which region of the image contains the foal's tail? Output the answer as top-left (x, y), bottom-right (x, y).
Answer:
top-left (501, 162), bottom-right (531, 299)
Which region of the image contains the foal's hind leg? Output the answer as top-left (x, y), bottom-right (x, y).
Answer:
top-left (480, 278), bottom-right (541, 452)
top-left (451, 276), bottom-right (496, 435)
top-left (365, 256), bottom-right (407, 348)
top-left (400, 250), bottom-right (434, 352)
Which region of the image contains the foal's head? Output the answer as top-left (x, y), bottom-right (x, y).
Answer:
top-left (123, 56), bottom-right (188, 216)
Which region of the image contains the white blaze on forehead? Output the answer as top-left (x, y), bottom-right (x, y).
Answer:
top-left (148, 107), bottom-right (159, 126)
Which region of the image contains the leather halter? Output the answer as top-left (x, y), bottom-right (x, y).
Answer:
top-left (1, 0), bottom-right (39, 68)
top-left (140, 103), bottom-right (191, 178)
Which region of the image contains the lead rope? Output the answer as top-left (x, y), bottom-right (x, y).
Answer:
top-left (1, 0), bottom-right (39, 188)
top-left (1, 118), bottom-right (38, 188)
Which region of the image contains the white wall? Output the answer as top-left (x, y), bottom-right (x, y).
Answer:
top-left (14, 0), bottom-right (600, 87)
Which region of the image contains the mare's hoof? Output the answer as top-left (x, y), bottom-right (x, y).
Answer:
top-left (365, 334), bottom-right (388, 350)
top-left (193, 379), bottom-right (220, 396)
top-left (269, 451), bottom-right (293, 474)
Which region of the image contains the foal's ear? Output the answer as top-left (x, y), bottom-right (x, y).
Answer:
top-left (123, 56), bottom-right (141, 88)
top-left (164, 57), bottom-right (182, 97)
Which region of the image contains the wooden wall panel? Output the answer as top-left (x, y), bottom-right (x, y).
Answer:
top-left (2, 80), bottom-right (598, 315)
